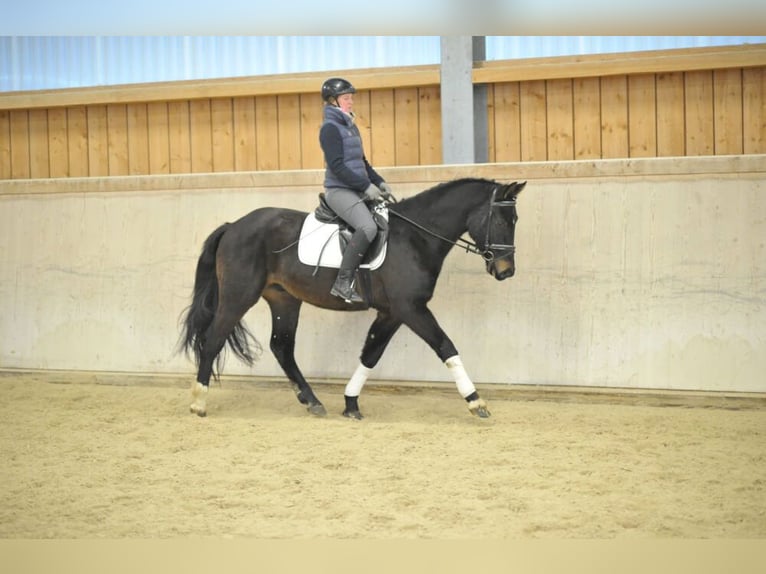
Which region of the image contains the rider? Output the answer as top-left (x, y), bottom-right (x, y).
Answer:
top-left (319, 77), bottom-right (393, 304)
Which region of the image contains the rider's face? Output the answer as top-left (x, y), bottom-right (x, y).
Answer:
top-left (337, 93), bottom-right (354, 114)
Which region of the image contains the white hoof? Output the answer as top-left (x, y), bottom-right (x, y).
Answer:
top-left (190, 382), bottom-right (208, 417)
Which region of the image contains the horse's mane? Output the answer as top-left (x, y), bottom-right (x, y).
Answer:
top-left (396, 177), bottom-right (498, 209)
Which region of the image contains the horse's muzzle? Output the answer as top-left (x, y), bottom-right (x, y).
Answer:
top-left (488, 259), bottom-right (515, 280)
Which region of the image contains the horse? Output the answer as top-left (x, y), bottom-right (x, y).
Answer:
top-left (179, 177), bottom-right (525, 420)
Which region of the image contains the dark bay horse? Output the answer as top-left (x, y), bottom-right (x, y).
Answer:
top-left (180, 177), bottom-right (525, 419)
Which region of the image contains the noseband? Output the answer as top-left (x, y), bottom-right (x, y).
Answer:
top-left (389, 186), bottom-right (516, 264)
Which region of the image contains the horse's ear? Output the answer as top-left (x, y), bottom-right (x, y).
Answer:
top-left (503, 181), bottom-right (526, 199)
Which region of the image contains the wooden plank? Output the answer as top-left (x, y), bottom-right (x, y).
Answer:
top-left (393, 87), bottom-right (419, 166)
top-left (147, 102), bottom-right (170, 174)
top-left (418, 86), bottom-right (441, 166)
top-left (490, 82), bottom-right (521, 162)
top-left (369, 89), bottom-right (396, 167)
top-left (714, 68), bottom-right (744, 155)
top-left (67, 106), bottom-right (89, 177)
top-left (546, 78), bottom-right (574, 161)
top-left (656, 72), bottom-right (686, 157)
top-left (685, 71), bottom-right (715, 156)
top-left (573, 77), bottom-right (601, 159)
top-left (8, 111), bottom-right (29, 179)
top-left (255, 95), bottom-right (279, 171)
top-left (28, 109), bottom-right (49, 178)
top-left (168, 101), bottom-right (191, 174)
top-left (628, 73), bottom-right (657, 158)
top-left (277, 94), bottom-right (301, 170)
top-left (600, 75), bottom-right (629, 159)
top-left (211, 98), bottom-right (234, 172)
top-left (474, 44), bottom-right (766, 85)
top-left (519, 80), bottom-right (547, 162)
top-left (107, 104), bottom-right (129, 176)
top-left (0, 110), bottom-right (10, 179)
top-left (86, 105), bottom-right (109, 177)
top-left (127, 103), bottom-right (149, 175)
top-left (189, 99), bottom-right (212, 173)
top-left (743, 67), bottom-right (765, 154)
top-left (232, 96), bottom-right (257, 171)
top-left (299, 92), bottom-right (324, 170)
top-left (47, 107), bottom-right (69, 177)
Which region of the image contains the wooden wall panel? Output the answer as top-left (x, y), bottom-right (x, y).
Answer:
top-left (520, 80), bottom-right (547, 161)
top-left (29, 109), bottom-right (50, 178)
top-left (86, 105), bottom-right (109, 176)
top-left (127, 103), bottom-right (149, 175)
top-left (394, 88), bottom-right (419, 166)
top-left (600, 76), bottom-right (629, 159)
top-left (211, 98), bottom-right (234, 172)
top-left (369, 89), bottom-right (396, 167)
top-left (714, 68), bottom-right (744, 155)
top-left (106, 104), bottom-right (129, 176)
top-left (189, 99), bottom-right (212, 173)
top-left (418, 86), bottom-right (441, 165)
top-left (685, 71), bottom-right (715, 156)
top-left (233, 96), bottom-right (257, 171)
top-left (489, 82), bottom-right (521, 162)
top-left (573, 77), bottom-right (601, 160)
top-left (48, 108), bottom-right (69, 177)
top-left (277, 94), bottom-right (301, 170)
top-left (147, 102), bottom-right (170, 174)
top-left (168, 101), bottom-right (191, 174)
top-left (656, 72), bottom-right (685, 157)
top-left (67, 106), bottom-right (89, 177)
top-left (255, 95), bottom-right (279, 171)
top-left (300, 93), bottom-right (325, 170)
top-left (1, 54), bottom-right (763, 180)
top-left (743, 67), bottom-right (765, 154)
top-left (0, 110), bottom-right (10, 179)
top-left (546, 79), bottom-right (574, 160)
top-left (628, 74), bottom-right (657, 158)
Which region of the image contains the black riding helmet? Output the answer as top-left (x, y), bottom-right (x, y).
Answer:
top-left (321, 77), bottom-right (356, 103)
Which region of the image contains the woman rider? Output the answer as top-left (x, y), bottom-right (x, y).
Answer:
top-left (319, 77), bottom-right (393, 303)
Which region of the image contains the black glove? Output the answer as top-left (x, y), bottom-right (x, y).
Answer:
top-left (363, 183), bottom-right (384, 202)
top-left (379, 182), bottom-right (394, 201)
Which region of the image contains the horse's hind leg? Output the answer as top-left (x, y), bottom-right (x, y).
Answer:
top-left (263, 287), bottom-right (327, 416)
top-left (190, 303), bottom-right (257, 417)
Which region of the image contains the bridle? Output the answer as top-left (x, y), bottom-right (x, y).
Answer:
top-left (389, 186), bottom-right (517, 264)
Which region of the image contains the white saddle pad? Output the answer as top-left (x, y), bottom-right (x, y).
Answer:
top-left (297, 209), bottom-right (388, 271)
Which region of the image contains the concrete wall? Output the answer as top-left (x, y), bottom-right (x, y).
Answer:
top-left (1, 156), bottom-right (764, 392)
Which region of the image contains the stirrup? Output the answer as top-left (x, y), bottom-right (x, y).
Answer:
top-left (331, 283), bottom-right (364, 304)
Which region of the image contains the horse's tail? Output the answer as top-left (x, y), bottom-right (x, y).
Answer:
top-left (178, 223), bottom-right (259, 378)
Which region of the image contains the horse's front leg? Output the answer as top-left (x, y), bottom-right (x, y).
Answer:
top-left (264, 288), bottom-right (327, 416)
top-left (342, 312), bottom-right (403, 419)
top-left (402, 304), bottom-right (491, 418)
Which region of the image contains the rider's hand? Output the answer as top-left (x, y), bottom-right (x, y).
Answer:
top-left (363, 184), bottom-right (384, 202)
top-left (379, 182), bottom-right (394, 201)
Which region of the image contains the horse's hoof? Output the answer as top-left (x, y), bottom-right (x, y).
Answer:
top-left (189, 406), bottom-right (207, 417)
top-left (308, 403), bottom-right (327, 417)
top-left (467, 398), bottom-right (491, 419)
top-left (342, 409), bottom-right (364, 420)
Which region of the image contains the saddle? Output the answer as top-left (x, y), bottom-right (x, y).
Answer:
top-left (313, 193), bottom-right (389, 266)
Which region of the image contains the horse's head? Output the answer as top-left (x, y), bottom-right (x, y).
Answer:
top-left (469, 181), bottom-right (525, 280)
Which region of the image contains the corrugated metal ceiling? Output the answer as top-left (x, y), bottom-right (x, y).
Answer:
top-left (1, 36), bottom-right (762, 92)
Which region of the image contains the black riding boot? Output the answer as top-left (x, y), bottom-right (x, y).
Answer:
top-left (331, 232), bottom-right (371, 304)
